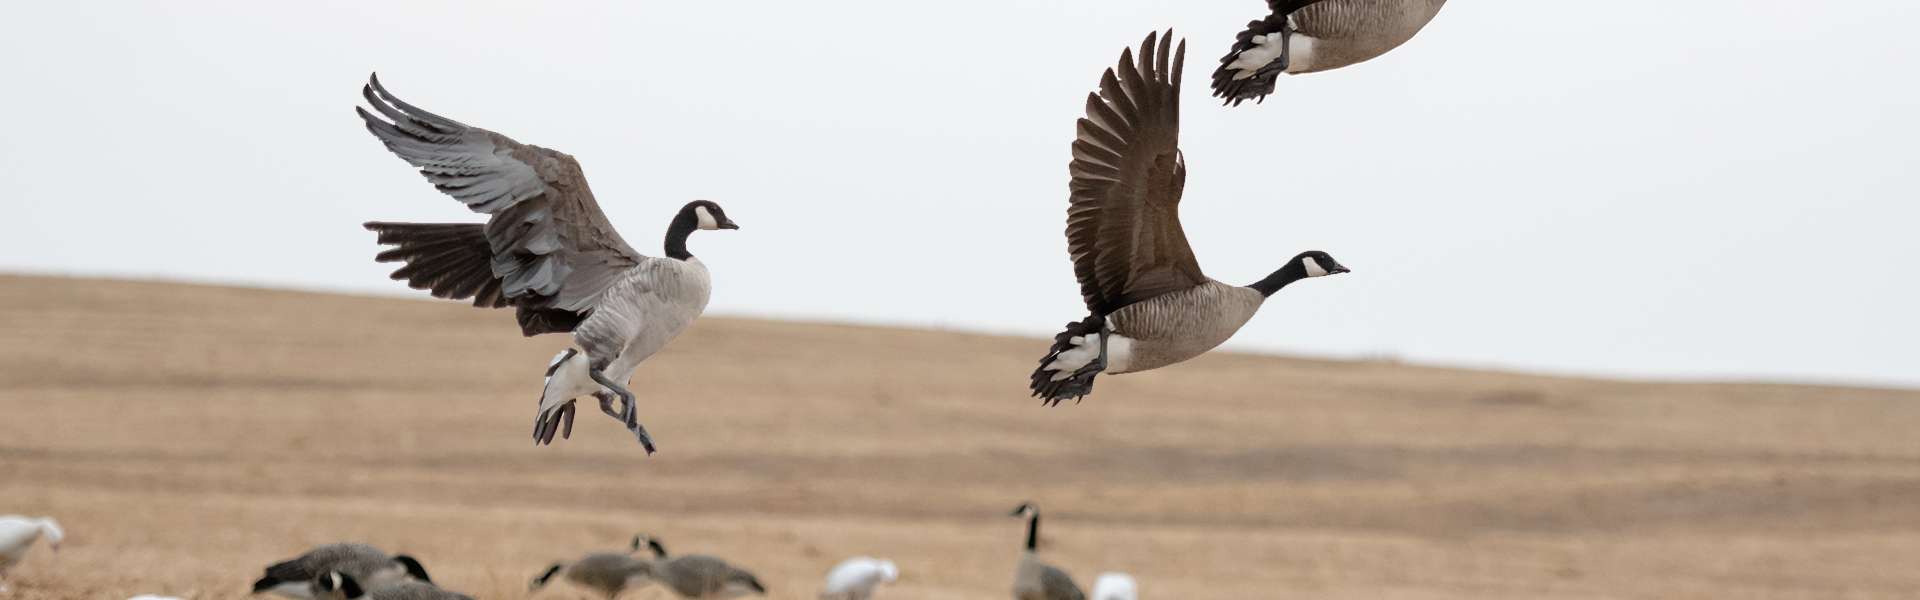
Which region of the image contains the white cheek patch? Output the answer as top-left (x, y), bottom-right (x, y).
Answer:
top-left (694, 205), bottom-right (718, 230)
top-left (1303, 256), bottom-right (1329, 277)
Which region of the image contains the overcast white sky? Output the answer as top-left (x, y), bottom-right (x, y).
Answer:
top-left (2, 1), bottom-right (1914, 387)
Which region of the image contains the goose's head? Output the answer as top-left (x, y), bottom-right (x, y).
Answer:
top-left (392, 554), bottom-right (431, 583)
top-left (1294, 251), bottom-right (1350, 278)
top-left (39, 518), bottom-right (62, 552)
top-left (313, 571), bottom-right (366, 600)
top-left (682, 200), bottom-right (740, 231)
top-left (632, 534), bottom-right (669, 559)
top-left (1008, 502), bottom-right (1039, 518)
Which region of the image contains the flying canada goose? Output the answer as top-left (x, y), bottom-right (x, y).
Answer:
top-left (1212, 0), bottom-right (1449, 105)
top-left (1009, 503), bottom-right (1083, 600)
top-left (0, 515), bottom-right (63, 593)
top-left (250, 543), bottom-right (432, 599)
top-left (527, 535), bottom-right (666, 599)
top-left (313, 571), bottom-right (474, 600)
top-left (632, 536), bottom-right (767, 599)
top-left (354, 73), bottom-right (740, 453)
top-left (819, 556), bottom-right (898, 600)
top-left (1089, 573), bottom-right (1137, 600)
top-left (1029, 31), bottom-right (1350, 405)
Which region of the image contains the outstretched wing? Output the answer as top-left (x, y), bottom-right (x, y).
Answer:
top-left (1211, 0), bottom-right (1335, 105)
top-left (1066, 31), bottom-right (1205, 316)
top-left (356, 73), bottom-right (645, 335)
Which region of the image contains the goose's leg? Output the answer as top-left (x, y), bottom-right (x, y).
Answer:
top-left (1058, 320), bottom-right (1110, 405)
top-left (1068, 323), bottom-right (1111, 378)
top-left (590, 369), bottom-right (656, 454)
top-left (595, 390), bottom-right (624, 421)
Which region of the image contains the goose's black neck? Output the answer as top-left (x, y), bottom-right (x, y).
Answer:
top-left (1249, 259), bottom-right (1309, 297)
top-left (664, 211), bottom-right (698, 260)
top-left (1025, 511), bottom-right (1040, 551)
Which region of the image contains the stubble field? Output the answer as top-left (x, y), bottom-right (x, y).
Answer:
top-left (2, 275), bottom-right (1918, 599)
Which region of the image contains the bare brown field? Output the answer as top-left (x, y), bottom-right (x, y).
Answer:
top-left (1, 275), bottom-right (1917, 599)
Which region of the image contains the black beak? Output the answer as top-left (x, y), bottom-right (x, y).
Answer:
top-left (1331, 266), bottom-right (1351, 274)
top-left (720, 220), bottom-right (739, 230)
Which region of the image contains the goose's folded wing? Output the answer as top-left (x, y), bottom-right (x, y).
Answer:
top-left (1211, 0), bottom-right (1336, 104)
top-left (1068, 31), bottom-right (1205, 316)
top-left (356, 74), bottom-right (644, 334)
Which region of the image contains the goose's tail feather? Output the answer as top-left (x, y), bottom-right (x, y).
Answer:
top-left (1030, 315), bottom-right (1105, 406)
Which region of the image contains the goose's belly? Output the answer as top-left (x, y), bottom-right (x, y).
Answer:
top-left (1105, 288), bottom-right (1262, 374)
top-left (1105, 315), bottom-right (1246, 374)
top-left (575, 260), bottom-right (713, 377)
top-left (599, 294), bottom-right (707, 377)
top-left (1290, 1), bottom-right (1443, 73)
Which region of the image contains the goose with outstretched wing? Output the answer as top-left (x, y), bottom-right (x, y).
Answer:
top-left (1031, 32), bottom-right (1350, 404)
top-left (354, 74), bottom-right (738, 453)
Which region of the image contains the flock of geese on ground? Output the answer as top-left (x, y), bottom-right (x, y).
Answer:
top-left (3, 505), bottom-right (1122, 599)
top-left (7, 1), bottom-right (1447, 598)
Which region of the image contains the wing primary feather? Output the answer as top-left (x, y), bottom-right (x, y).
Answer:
top-left (366, 73), bottom-right (466, 133)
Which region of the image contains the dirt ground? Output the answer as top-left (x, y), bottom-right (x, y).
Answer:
top-left (1, 275), bottom-right (1917, 599)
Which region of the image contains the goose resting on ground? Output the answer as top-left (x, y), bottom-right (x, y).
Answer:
top-left (819, 556), bottom-right (898, 600)
top-left (528, 535), bottom-right (666, 599)
top-left (1213, 0), bottom-right (1449, 105)
top-left (0, 515), bottom-right (62, 593)
top-left (630, 536), bottom-right (767, 599)
top-left (1009, 503), bottom-right (1083, 600)
top-left (251, 543), bottom-right (432, 599)
top-left (1030, 31), bottom-right (1350, 404)
top-left (355, 74), bottom-right (739, 453)
top-left (1089, 573), bottom-right (1137, 600)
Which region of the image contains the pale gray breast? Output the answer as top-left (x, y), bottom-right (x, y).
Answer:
top-left (571, 258), bottom-right (713, 362)
top-left (1014, 555), bottom-right (1084, 600)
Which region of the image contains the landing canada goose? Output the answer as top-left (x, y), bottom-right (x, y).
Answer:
top-left (1213, 0), bottom-right (1449, 104)
top-left (355, 73), bottom-right (740, 453)
top-left (0, 515), bottom-right (62, 593)
top-left (250, 543), bottom-right (432, 599)
top-left (635, 537), bottom-right (767, 599)
top-left (313, 571), bottom-right (474, 600)
top-left (819, 556), bottom-right (898, 600)
top-left (1008, 503), bottom-right (1083, 600)
top-left (527, 535), bottom-right (664, 599)
top-left (1029, 31), bottom-right (1350, 405)
top-left (1089, 573), bottom-right (1137, 600)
